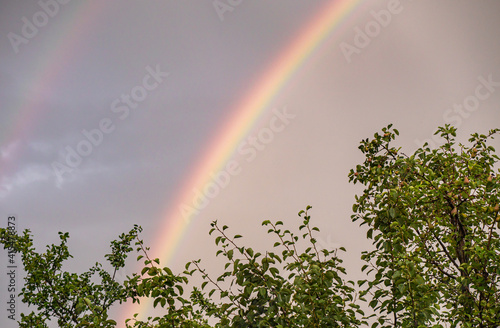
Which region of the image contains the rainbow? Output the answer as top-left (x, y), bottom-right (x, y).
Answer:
top-left (122, 0), bottom-right (363, 323)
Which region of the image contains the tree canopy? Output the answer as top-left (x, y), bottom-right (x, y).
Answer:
top-left (1, 125), bottom-right (499, 327)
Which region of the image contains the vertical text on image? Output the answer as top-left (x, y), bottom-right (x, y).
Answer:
top-left (5, 216), bottom-right (17, 321)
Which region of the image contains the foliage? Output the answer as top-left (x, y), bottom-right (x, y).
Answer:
top-left (0, 226), bottom-right (140, 327)
top-left (349, 124), bottom-right (500, 327)
top-left (1, 125), bottom-right (500, 327)
top-left (183, 208), bottom-right (363, 327)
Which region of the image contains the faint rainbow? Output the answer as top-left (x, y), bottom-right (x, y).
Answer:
top-left (0, 2), bottom-right (109, 187)
top-left (124, 0), bottom-right (363, 323)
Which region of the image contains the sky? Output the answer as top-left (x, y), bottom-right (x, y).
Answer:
top-left (1, 1), bottom-right (500, 327)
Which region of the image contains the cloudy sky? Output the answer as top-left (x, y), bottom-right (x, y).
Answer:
top-left (1, 1), bottom-right (499, 326)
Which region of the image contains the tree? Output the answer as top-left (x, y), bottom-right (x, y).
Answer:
top-left (1, 125), bottom-right (499, 327)
top-left (350, 124), bottom-right (500, 327)
top-left (0, 226), bottom-right (140, 327)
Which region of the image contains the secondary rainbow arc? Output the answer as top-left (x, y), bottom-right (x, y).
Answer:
top-left (0, 2), bottom-right (109, 189)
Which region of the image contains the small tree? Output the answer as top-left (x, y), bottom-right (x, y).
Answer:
top-left (0, 226), bottom-right (141, 327)
top-left (350, 124), bottom-right (500, 327)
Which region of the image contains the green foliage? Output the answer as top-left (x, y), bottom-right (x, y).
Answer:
top-left (123, 207), bottom-right (362, 327)
top-left (1, 125), bottom-right (500, 327)
top-left (349, 124), bottom-right (500, 327)
top-left (185, 207), bottom-right (363, 327)
top-left (0, 225), bottom-right (141, 327)
top-left (123, 229), bottom-right (211, 327)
